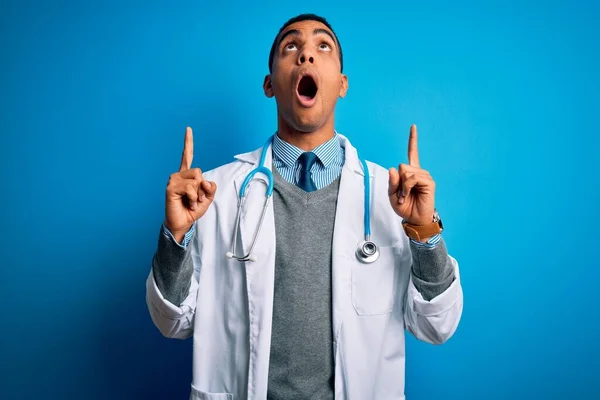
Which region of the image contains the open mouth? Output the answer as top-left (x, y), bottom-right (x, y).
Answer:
top-left (297, 75), bottom-right (318, 105)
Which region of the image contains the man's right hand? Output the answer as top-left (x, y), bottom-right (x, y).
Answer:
top-left (164, 127), bottom-right (217, 243)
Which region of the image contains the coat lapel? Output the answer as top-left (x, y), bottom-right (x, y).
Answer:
top-left (331, 135), bottom-right (372, 344)
top-left (232, 141), bottom-right (277, 399)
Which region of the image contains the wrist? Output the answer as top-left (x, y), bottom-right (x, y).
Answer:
top-left (415, 235), bottom-right (433, 243)
top-left (164, 222), bottom-right (193, 244)
top-left (403, 218), bottom-right (430, 226)
top-left (172, 231), bottom-right (186, 244)
top-left (402, 209), bottom-right (443, 242)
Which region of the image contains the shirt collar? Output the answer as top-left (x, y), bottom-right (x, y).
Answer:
top-left (272, 132), bottom-right (342, 168)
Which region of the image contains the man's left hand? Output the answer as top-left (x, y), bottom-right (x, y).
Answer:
top-left (388, 124), bottom-right (436, 226)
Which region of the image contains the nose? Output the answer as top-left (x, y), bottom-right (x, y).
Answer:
top-left (297, 47), bottom-right (315, 66)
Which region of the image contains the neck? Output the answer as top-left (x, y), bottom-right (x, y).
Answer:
top-left (276, 115), bottom-right (335, 151)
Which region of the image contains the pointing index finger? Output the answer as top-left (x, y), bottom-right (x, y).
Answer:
top-left (180, 127), bottom-right (194, 171)
top-left (408, 124), bottom-right (420, 167)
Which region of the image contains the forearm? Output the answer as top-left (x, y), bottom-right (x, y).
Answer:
top-left (410, 236), bottom-right (455, 301)
top-left (152, 224), bottom-right (195, 306)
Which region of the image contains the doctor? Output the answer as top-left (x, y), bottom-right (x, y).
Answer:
top-left (146, 13), bottom-right (463, 400)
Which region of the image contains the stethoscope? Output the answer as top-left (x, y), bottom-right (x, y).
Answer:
top-left (225, 135), bottom-right (380, 264)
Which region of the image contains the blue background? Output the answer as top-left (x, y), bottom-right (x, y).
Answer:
top-left (1, 0), bottom-right (599, 399)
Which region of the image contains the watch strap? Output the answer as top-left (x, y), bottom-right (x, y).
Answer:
top-left (402, 220), bottom-right (443, 242)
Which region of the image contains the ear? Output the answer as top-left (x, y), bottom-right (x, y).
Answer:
top-left (263, 75), bottom-right (274, 98)
top-left (338, 74), bottom-right (348, 98)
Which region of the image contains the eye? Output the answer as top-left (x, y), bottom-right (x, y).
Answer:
top-left (284, 43), bottom-right (298, 52)
top-left (319, 43), bottom-right (332, 51)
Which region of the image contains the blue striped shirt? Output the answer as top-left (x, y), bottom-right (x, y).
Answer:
top-left (164, 133), bottom-right (440, 249)
top-left (272, 132), bottom-right (344, 190)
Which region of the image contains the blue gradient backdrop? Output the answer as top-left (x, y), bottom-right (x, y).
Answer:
top-left (1, 0), bottom-right (599, 399)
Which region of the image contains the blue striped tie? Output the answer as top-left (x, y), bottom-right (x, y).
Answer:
top-left (297, 152), bottom-right (318, 192)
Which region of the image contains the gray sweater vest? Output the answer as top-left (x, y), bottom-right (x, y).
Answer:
top-left (266, 167), bottom-right (339, 400)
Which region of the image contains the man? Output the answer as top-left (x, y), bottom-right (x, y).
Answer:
top-left (146, 13), bottom-right (463, 400)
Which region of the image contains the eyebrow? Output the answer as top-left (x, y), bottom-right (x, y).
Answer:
top-left (277, 28), bottom-right (338, 49)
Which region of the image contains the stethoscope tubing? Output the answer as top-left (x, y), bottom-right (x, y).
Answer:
top-left (227, 135), bottom-right (379, 264)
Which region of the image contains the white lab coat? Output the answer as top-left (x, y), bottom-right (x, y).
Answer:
top-left (146, 134), bottom-right (463, 400)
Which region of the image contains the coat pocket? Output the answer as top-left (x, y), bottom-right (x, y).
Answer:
top-left (190, 384), bottom-right (233, 400)
top-left (351, 245), bottom-right (399, 315)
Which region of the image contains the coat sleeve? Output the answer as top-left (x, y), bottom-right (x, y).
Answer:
top-left (146, 270), bottom-right (198, 339)
top-left (145, 225), bottom-right (200, 340)
top-left (403, 252), bottom-right (464, 344)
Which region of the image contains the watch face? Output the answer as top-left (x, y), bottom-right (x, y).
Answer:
top-left (433, 209), bottom-right (443, 230)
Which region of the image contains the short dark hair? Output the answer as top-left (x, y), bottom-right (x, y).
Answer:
top-left (268, 13), bottom-right (343, 73)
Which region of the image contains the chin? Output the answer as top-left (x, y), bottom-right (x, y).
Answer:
top-left (292, 119), bottom-right (322, 133)
top-left (289, 109), bottom-right (326, 132)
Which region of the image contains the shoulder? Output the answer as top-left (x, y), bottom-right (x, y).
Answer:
top-left (365, 160), bottom-right (389, 177)
top-left (200, 160), bottom-right (251, 190)
top-left (201, 145), bottom-right (261, 182)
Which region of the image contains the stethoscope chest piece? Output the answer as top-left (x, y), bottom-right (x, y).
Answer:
top-left (356, 240), bottom-right (380, 264)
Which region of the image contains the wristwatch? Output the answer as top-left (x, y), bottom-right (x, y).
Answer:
top-left (402, 209), bottom-right (443, 242)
